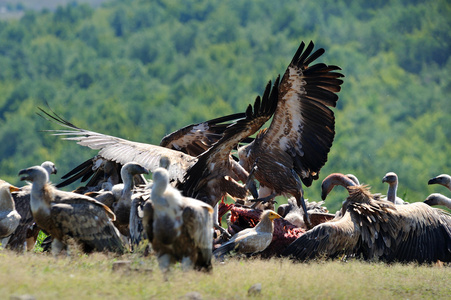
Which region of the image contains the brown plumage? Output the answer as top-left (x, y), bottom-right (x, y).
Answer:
top-left (0, 181), bottom-right (21, 246)
top-left (283, 185), bottom-right (451, 263)
top-left (237, 41), bottom-right (344, 227)
top-left (143, 167), bottom-right (214, 272)
top-left (18, 165), bottom-right (125, 255)
top-left (213, 210), bottom-right (281, 258)
top-left (7, 161), bottom-right (58, 252)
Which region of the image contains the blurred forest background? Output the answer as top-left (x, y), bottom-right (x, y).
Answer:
top-left (0, 0), bottom-right (449, 212)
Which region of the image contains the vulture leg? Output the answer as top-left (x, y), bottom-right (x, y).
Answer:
top-left (245, 160), bottom-right (259, 199)
top-left (51, 239), bottom-right (65, 257)
top-left (295, 188), bottom-right (311, 229)
top-left (249, 192), bottom-right (277, 209)
top-left (213, 204), bottom-right (231, 239)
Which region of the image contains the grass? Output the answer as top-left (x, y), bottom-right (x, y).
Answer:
top-left (0, 246), bottom-right (449, 300)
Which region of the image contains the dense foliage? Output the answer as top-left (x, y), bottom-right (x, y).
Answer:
top-left (0, 0), bottom-right (449, 212)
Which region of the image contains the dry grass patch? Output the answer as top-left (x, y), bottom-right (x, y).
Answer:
top-left (0, 249), bottom-right (449, 299)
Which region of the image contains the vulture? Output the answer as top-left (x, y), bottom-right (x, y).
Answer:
top-left (18, 165), bottom-right (126, 255)
top-left (143, 167), bottom-right (214, 272)
top-left (213, 210), bottom-right (281, 259)
top-left (424, 193), bottom-right (451, 210)
top-left (282, 184), bottom-right (451, 263)
top-left (381, 172), bottom-right (408, 205)
top-left (428, 174), bottom-right (451, 191)
top-left (0, 181), bottom-right (21, 247)
top-left (7, 161), bottom-right (58, 252)
top-left (237, 41), bottom-right (344, 227)
top-left (110, 162), bottom-right (149, 237)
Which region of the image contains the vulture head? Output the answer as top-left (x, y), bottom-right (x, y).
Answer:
top-left (382, 172), bottom-right (398, 185)
top-left (321, 173), bottom-right (357, 200)
top-left (18, 166), bottom-right (49, 185)
top-left (424, 193), bottom-right (449, 207)
top-left (428, 174), bottom-right (451, 188)
top-left (0, 182), bottom-right (20, 210)
top-left (41, 161), bottom-right (57, 176)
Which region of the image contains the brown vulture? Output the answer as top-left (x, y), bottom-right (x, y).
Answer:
top-left (428, 174), bottom-right (451, 191)
top-left (213, 210), bottom-right (281, 259)
top-left (0, 181), bottom-right (21, 247)
top-left (237, 41), bottom-right (344, 228)
top-left (282, 184), bottom-right (451, 263)
top-left (142, 167), bottom-right (214, 272)
top-left (381, 172), bottom-right (408, 205)
top-left (7, 161), bottom-right (58, 252)
top-left (18, 165), bottom-right (126, 255)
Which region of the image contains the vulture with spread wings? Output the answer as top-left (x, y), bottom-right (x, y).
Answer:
top-left (237, 41), bottom-right (344, 227)
top-left (49, 111), bottom-right (249, 190)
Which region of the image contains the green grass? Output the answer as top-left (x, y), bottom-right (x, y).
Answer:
top-left (0, 247), bottom-right (449, 299)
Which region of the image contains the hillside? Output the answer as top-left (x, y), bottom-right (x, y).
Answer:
top-left (0, 0), bottom-right (449, 212)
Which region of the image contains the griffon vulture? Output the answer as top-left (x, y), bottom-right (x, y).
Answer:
top-left (142, 167), bottom-right (213, 272)
top-left (424, 193), bottom-right (451, 210)
top-left (428, 174), bottom-right (451, 191)
top-left (237, 41), bottom-right (344, 228)
top-left (381, 172), bottom-right (408, 205)
top-left (282, 184), bottom-right (451, 263)
top-left (7, 161), bottom-right (57, 252)
top-left (18, 166), bottom-right (126, 255)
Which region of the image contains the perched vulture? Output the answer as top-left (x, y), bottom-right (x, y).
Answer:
top-left (282, 184), bottom-right (451, 263)
top-left (0, 181), bottom-right (21, 247)
top-left (381, 172), bottom-right (408, 205)
top-left (237, 41), bottom-right (344, 227)
top-left (18, 166), bottom-right (126, 255)
top-left (213, 210), bottom-right (281, 259)
top-left (424, 193), bottom-right (451, 210)
top-left (143, 167), bottom-right (214, 272)
top-left (428, 174), bottom-right (451, 191)
top-left (7, 161), bottom-right (58, 252)
top-left (108, 162), bottom-right (149, 237)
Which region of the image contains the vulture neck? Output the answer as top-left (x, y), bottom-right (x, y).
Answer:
top-left (30, 179), bottom-right (52, 214)
top-left (120, 168), bottom-right (135, 202)
top-left (386, 182), bottom-right (398, 203)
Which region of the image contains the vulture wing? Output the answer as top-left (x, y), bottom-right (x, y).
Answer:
top-left (160, 112), bottom-right (251, 157)
top-left (388, 203), bottom-right (451, 263)
top-left (282, 212), bottom-right (360, 260)
top-left (258, 41), bottom-right (344, 186)
top-left (181, 198), bottom-right (214, 269)
top-left (180, 78), bottom-right (279, 200)
top-left (39, 108), bottom-right (195, 184)
top-left (50, 197), bottom-right (125, 253)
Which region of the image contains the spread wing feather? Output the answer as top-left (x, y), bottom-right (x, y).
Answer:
top-left (51, 199), bottom-right (125, 253)
top-left (180, 78), bottom-right (280, 198)
top-left (39, 108), bottom-right (195, 184)
top-left (261, 41), bottom-right (344, 185)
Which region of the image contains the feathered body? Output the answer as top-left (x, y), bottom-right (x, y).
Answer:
top-left (19, 166), bottom-right (125, 255)
top-left (144, 168), bottom-right (213, 272)
top-left (283, 185), bottom-right (451, 263)
top-left (213, 210), bottom-right (281, 258)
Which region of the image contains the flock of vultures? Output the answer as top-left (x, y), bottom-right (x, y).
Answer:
top-left (1, 41), bottom-right (450, 272)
